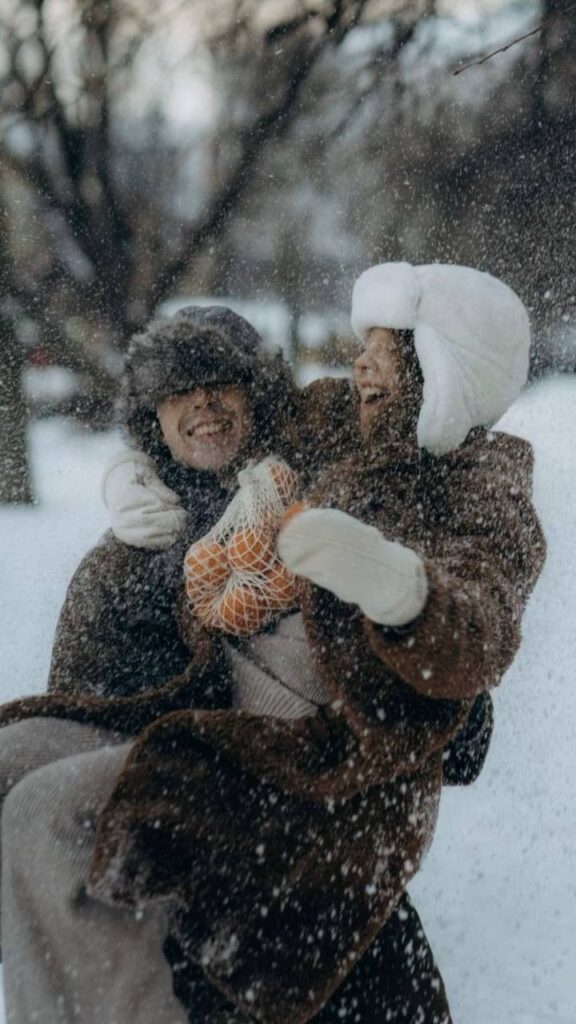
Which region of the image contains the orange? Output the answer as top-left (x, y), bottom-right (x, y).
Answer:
top-left (263, 561), bottom-right (301, 609)
top-left (280, 500), bottom-right (310, 529)
top-left (228, 527), bottom-right (275, 574)
top-left (218, 583), bottom-right (270, 635)
top-left (184, 539), bottom-right (229, 601)
top-left (268, 462), bottom-right (299, 505)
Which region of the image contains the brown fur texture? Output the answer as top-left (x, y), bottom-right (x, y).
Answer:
top-left (0, 380), bottom-right (545, 1023)
top-left (164, 889), bottom-right (453, 1023)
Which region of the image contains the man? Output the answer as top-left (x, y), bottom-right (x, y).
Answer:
top-left (0, 302), bottom-right (455, 1024)
top-left (0, 307), bottom-right (296, 1023)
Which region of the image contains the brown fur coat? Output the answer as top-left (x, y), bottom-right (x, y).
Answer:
top-left (0, 381), bottom-right (545, 1023)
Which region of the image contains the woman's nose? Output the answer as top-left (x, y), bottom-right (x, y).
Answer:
top-left (354, 349), bottom-right (375, 375)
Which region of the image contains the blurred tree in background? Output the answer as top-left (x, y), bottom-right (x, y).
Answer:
top-left (0, 0), bottom-right (575, 502)
top-left (0, 177), bottom-right (32, 502)
top-left (0, 0), bottom-right (385, 498)
top-left (217, 0), bottom-right (576, 370)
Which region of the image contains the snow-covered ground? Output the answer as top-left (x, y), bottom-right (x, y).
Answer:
top-left (1, 376), bottom-right (575, 1023)
top-left (413, 376), bottom-right (576, 1024)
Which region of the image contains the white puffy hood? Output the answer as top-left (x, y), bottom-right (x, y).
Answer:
top-left (350, 262), bottom-right (530, 455)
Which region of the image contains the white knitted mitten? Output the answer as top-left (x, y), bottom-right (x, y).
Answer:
top-left (102, 450), bottom-right (186, 550)
top-left (277, 507), bottom-right (428, 627)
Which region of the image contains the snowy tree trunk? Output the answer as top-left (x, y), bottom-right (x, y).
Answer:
top-left (0, 315), bottom-right (33, 504)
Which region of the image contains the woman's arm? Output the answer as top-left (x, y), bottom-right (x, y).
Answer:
top-left (279, 445), bottom-right (545, 702)
top-left (364, 467), bottom-right (545, 700)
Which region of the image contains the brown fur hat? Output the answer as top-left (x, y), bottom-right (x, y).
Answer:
top-left (119, 306), bottom-right (298, 461)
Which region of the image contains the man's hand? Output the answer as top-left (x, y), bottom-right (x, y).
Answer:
top-left (102, 450), bottom-right (187, 550)
top-left (277, 507), bottom-right (428, 627)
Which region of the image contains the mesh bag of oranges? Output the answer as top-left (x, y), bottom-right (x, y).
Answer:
top-left (184, 457), bottom-right (305, 636)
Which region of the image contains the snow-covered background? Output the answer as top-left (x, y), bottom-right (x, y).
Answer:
top-left (1, 375), bottom-right (575, 1023)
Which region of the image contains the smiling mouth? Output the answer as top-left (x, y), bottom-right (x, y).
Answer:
top-left (185, 419), bottom-right (233, 441)
top-left (361, 386), bottom-right (387, 405)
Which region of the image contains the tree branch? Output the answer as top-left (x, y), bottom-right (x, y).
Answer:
top-left (10, 280), bottom-right (118, 398)
top-left (265, 10), bottom-right (322, 44)
top-left (304, 5), bottom-right (429, 151)
top-left (453, 1), bottom-right (576, 76)
top-left (31, 0), bottom-right (131, 270)
top-left (148, 0), bottom-right (373, 307)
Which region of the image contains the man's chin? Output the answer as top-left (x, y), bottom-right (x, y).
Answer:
top-left (189, 437), bottom-right (250, 473)
top-left (185, 450), bottom-right (232, 472)
top-left (178, 430), bottom-right (232, 467)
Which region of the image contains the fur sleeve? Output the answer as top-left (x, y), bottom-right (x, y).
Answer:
top-left (365, 442), bottom-right (546, 700)
top-left (47, 535), bottom-right (191, 699)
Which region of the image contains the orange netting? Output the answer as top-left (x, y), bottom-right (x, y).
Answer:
top-left (183, 457), bottom-right (304, 636)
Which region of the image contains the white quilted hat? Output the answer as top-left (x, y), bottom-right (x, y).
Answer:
top-left (350, 262), bottom-right (530, 455)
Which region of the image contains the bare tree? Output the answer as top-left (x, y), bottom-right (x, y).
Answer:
top-left (221, 0), bottom-right (576, 375)
top-left (0, 168), bottom-right (33, 502)
top-left (0, 0), bottom-right (383, 327)
top-left (1, 0), bottom-right (393, 501)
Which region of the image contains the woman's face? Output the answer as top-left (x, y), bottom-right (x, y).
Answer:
top-left (353, 328), bottom-right (407, 435)
top-left (156, 385), bottom-right (253, 471)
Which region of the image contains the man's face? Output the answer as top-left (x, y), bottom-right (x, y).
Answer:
top-left (353, 327), bottom-right (406, 434)
top-left (156, 385), bottom-right (253, 471)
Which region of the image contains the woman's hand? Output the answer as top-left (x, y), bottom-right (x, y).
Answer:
top-left (102, 450), bottom-right (187, 550)
top-left (277, 507), bottom-right (428, 627)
